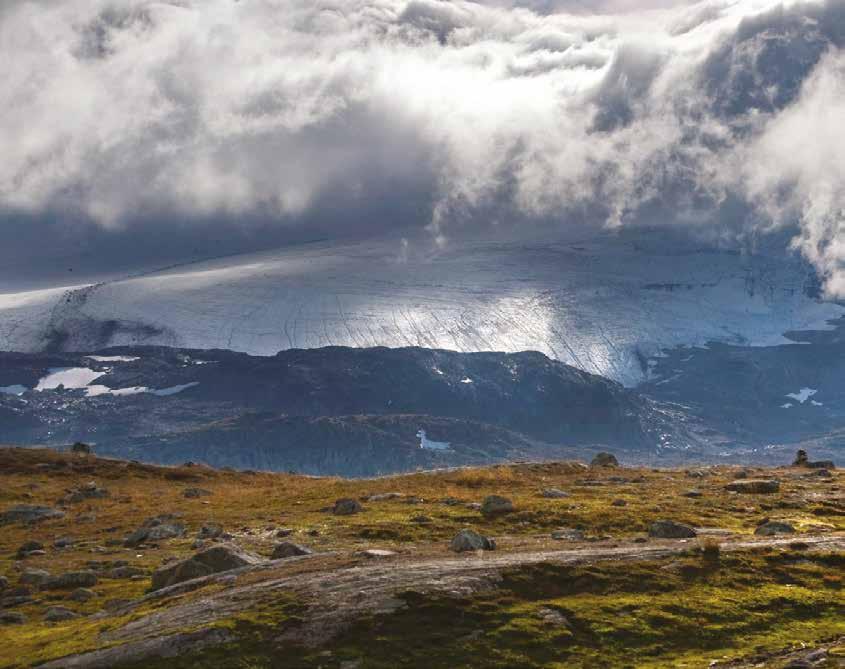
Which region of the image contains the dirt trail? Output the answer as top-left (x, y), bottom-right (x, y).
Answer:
top-left (38, 533), bottom-right (845, 668)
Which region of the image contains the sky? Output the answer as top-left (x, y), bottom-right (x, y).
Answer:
top-left (1, 0), bottom-right (844, 293)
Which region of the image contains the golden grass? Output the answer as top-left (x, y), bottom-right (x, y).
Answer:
top-left (0, 447), bottom-right (842, 667)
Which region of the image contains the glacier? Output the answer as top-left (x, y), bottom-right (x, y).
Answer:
top-left (0, 231), bottom-right (841, 387)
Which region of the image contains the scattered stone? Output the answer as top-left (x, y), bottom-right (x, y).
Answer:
top-left (1, 595), bottom-right (34, 608)
top-left (807, 460), bottom-right (836, 469)
top-left (197, 523), bottom-right (224, 540)
top-left (0, 576), bottom-right (8, 591)
top-left (365, 492), bottom-right (403, 502)
top-left (754, 520), bottom-right (795, 536)
top-left (16, 540), bottom-right (44, 558)
top-left (649, 520), bottom-right (697, 539)
top-left (683, 489), bottom-right (703, 498)
top-left (441, 497), bottom-right (464, 506)
top-left (44, 606), bottom-right (78, 622)
top-left (537, 607), bottom-right (572, 628)
top-left (540, 488), bottom-right (569, 499)
top-left (611, 499), bottom-right (627, 507)
top-left (410, 515), bottom-right (432, 524)
top-left (450, 529), bottom-right (496, 552)
top-left (480, 495), bottom-right (514, 517)
top-left (733, 470), bottom-right (750, 479)
top-left (0, 505), bottom-right (65, 525)
top-left (53, 537), bottom-right (75, 549)
top-left (793, 449), bottom-right (836, 469)
top-left (106, 566), bottom-right (145, 579)
top-left (466, 502), bottom-right (482, 511)
top-left (103, 598), bottom-right (133, 612)
top-left (150, 544), bottom-right (262, 591)
top-left (332, 498), bottom-right (363, 516)
top-left (0, 612), bottom-right (26, 625)
top-left (20, 569), bottom-right (51, 586)
top-left (43, 571), bottom-right (98, 590)
top-left (271, 542), bottom-right (313, 559)
top-left (124, 515), bottom-right (186, 547)
top-left (551, 528), bottom-right (585, 541)
top-left (70, 442), bottom-right (92, 455)
top-left (404, 496), bottom-right (424, 504)
top-left (360, 549), bottom-right (396, 558)
top-left (69, 588), bottom-right (96, 603)
top-left (724, 480), bottom-right (780, 494)
top-left (275, 528), bottom-right (294, 538)
top-left (685, 469), bottom-right (708, 478)
top-left (590, 452), bottom-right (619, 467)
top-left (183, 488), bottom-right (213, 499)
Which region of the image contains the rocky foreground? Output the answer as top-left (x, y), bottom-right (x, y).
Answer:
top-left (0, 447), bottom-right (842, 668)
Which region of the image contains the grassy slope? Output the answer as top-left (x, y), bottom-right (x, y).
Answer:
top-left (0, 448), bottom-right (842, 668)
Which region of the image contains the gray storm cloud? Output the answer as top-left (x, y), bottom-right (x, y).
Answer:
top-left (1, 0), bottom-right (844, 293)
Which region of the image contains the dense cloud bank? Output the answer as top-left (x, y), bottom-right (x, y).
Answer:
top-left (1, 0), bottom-right (844, 292)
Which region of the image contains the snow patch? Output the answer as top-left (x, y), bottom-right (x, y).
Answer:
top-left (149, 382), bottom-right (199, 396)
top-left (85, 355), bottom-right (140, 363)
top-left (417, 429), bottom-right (451, 451)
top-left (460, 377), bottom-right (473, 384)
top-left (85, 385), bottom-right (149, 397)
top-left (780, 403), bottom-right (793, 409)
top-left (785, 388), bottom-right (818, 404)
top-left (36, 368), bottom-right (105, 391)
top-left (0, 384), bottom-right (27, 396)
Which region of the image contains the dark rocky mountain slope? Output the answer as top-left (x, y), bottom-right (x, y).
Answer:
top-left (0, 346), bottom-right (682, 475)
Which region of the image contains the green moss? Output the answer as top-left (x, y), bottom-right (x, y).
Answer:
top-left (106, 551), bottom-right (845, 669)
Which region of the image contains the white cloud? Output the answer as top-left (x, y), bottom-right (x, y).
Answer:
top-left (1, 0), bottom-right (844, 291)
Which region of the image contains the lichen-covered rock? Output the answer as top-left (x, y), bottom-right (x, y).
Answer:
top-left (106, 566), bottom-right (145, 579)
top-left (0, 505), bottom-right (64, 525)
top-left (183, 488), bottom-right (213, 499)
top-left (450, 529), bottom-right (496, 552)
top-left (271, 542), bottom-right (313, 559)
top-left (590, 452), bottom-right (619, 467)
top-left (19, 569), bottom-right (51, 586)
top-left (365, 492), bottom-right (404, 502)
top-left (197, 523), bottom-right (224, 540)
top-left (540, 488), bottom-right (569, 499)
top-left (0, 612), bottom-right (26, 625)
top-left (44, 606), bottom-right (78, 622)
top-left (124, 515), bottom-right (186, 547)
top-left (724, 480), bottom-right (780, 494)
top-left (807, 460), bottom-right (836, 470)
top-left (754, 520), bottom-right (795, 536)
top-left (43, 571), bottom-right (98, 590)
top-left (551, 528), bottom-right (585, 541)
top-left (649, 520), bottom-right (697, 539)
top-left (62, 481), bottom-right (109, 504)
top-left (360, 549), bottom-right (395, 558)
top-left (69, 588), bottom-right (96, 602)
top-left (480, 495), bottom-right (514, 517)
top-left (150, 544), bottom-right (262, 591)
top-left (16, 540), bottom-right (44, 558)
top-left (332, 498), bottom-right (363, 515)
